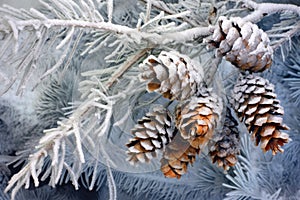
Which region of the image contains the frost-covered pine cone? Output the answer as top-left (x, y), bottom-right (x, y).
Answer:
top-left (160, 134), bottom-right (200, 178)
top-left (139, 51), bottom-right (204, 101)
top-left (176, 87), bottom-right (223, 150)
top-left (231, 74), bottom-right (290, 155)
top-left (126, 105), bottom-right (175, 165)
top-left (209, 16), bottom-right (273, 72)
top-left (209, 108), bottom-right (240, 170)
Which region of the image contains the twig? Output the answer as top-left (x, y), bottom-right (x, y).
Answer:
top-left (145, 0), bottom-right (152, 23)
top-left (242, 0), bottom-right (300, 23)
top-left (105, 47), bottom-right (154, 88)
top-left (13, 19), bottom-right (212, 44)
top-left (106, 159), bottom-right (117, 200)
top-left (205, 55), bottom-right (223, 86)
top-left (107, 0), bottom-right (113, 23)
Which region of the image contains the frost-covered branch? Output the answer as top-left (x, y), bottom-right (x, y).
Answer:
top-left (4, 66), bottom-right (144, 199)
top-left (10, 18), bottom-right (212, 45)
top-left (4, 76), bottom-right (116, 200)
top-left (0, 0), bottom-right (213, 95)
top-left (243, 0), bottom-right (300, 22)
top-left (2, 1), bottom-right (300, 200)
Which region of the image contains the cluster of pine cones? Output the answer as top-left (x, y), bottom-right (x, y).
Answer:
top-left (126, 16), bottom-right (290, 178)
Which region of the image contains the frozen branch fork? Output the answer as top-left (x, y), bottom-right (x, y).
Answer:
top-left (11, 19), bottom-right (213, 44)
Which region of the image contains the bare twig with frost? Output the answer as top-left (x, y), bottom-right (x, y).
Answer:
top-left (107, 0), bottom-right (114, 23)
top-left (8, 18), bottom-right (212, 45)
top-left (243, 0), bottom-right (300, 23)
top-left (106, 47), bottom-right (154, 88)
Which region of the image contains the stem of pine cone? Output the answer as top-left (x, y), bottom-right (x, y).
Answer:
top-left (205, 56), bottom-right (222, 86)
top-left (106, 47), bottom-right (154, 88)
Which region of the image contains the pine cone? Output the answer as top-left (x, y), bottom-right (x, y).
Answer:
top-left (139, 51), bottom-right (204, 101)
top-left (160, 134), bottom-right (200, 178)
top-left (231, 74), bottom-right (290, 155)
top-left (209, 108), bottom-right (240, 170)
top-left (126, 105), bottom-right (175, 165)
top-left (176, 87), bottom-right (223, 150)
top-left (209, 16), bottom-right (273, 72)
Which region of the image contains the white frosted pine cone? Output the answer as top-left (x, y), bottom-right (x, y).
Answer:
top-left (231, 74), bottom-right (290, 155)
top-left (176, 87), bottom-right (223, 150)
top-left (139, 51), bottom-right (204, 101)
top-left (209, 16), bottom-right (273, 72)
top-left (126, 105), bottom-right (175, 165)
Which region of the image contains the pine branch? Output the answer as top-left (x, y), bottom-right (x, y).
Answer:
top-left (9, 18), bottom-right (212, 44)
top-left (2, 0), bottom-right (298, 96)
top-left (222, 134), bottom-right (265, 200)
top-left (2, 1), bottom-right (300, 199)
top-left (4, 76), bottom-right (117, 199)
top-left (0, 1), bottom-right (212, 95)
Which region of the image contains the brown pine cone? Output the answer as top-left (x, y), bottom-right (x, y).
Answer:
top-left (139, 51), bottom-right (204, 101)
top-left (160, 134), bottom-right (200, 179)
top-left (231, 74), bottom-right (290, 155)
top-left (209, 108), bottom-right (240, 170)
top-left (208, 16), bottom-right (273, 72)
top-left (126, 105), bottom-right (175, 165)
top-left (176, 87), bottom-right (223, 150)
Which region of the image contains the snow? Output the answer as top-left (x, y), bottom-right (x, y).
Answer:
top-left (140, 140), bottom-right (154, 151)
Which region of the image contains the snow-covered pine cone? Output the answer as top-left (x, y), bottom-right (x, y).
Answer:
top-left (209, 16), bottom-right (273, 72)
top-left (209, 108), bottom-right (240, 170)
top-left (176, 87), bottom-right (223, 150)
top-left (231, 74), bottom-right (290, 155)
top-left (126, 105), bottom-right (175, 165)
top-left (160, 134), bottom-right (200, 178)
top-left (139, 51), bottom-right (204, 101)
